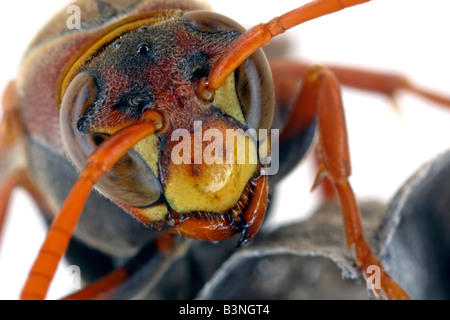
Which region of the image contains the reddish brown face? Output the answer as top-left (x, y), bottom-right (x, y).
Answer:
top-left (60, 11), bottom-right (274, 242)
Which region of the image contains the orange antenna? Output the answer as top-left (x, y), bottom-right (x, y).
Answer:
top-left (206, 0), bottom-right (371, 91)
top-left (20, 110), bottom-right (163, 300)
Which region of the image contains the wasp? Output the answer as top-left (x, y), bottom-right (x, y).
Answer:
top-left (1, 0), bottom-right (450, 300)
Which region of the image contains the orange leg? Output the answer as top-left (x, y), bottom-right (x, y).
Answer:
top-left (270, 60), bottom-right (450, 110)
top-left (20, 110), bottom-right (163, 300)
top-left (291, 65), bottom-right (408, 299)
top-left (312, 150), bottom-right (336, 202)
top-left (273, 60), bottom-right (450, 203)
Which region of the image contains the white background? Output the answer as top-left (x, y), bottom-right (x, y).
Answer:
top-left (1, 0), bottom-right (450, 299)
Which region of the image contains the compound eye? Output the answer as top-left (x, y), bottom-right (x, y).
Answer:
top-left (60, 72), bottom-right (98, 168)
top-left (234, 48), bottom-right (274, 132)
top-left (60, 72), bottom-right (162, 207)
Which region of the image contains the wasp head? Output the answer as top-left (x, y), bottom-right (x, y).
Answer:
top-left (59, 10), bottom-right (274, 243)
